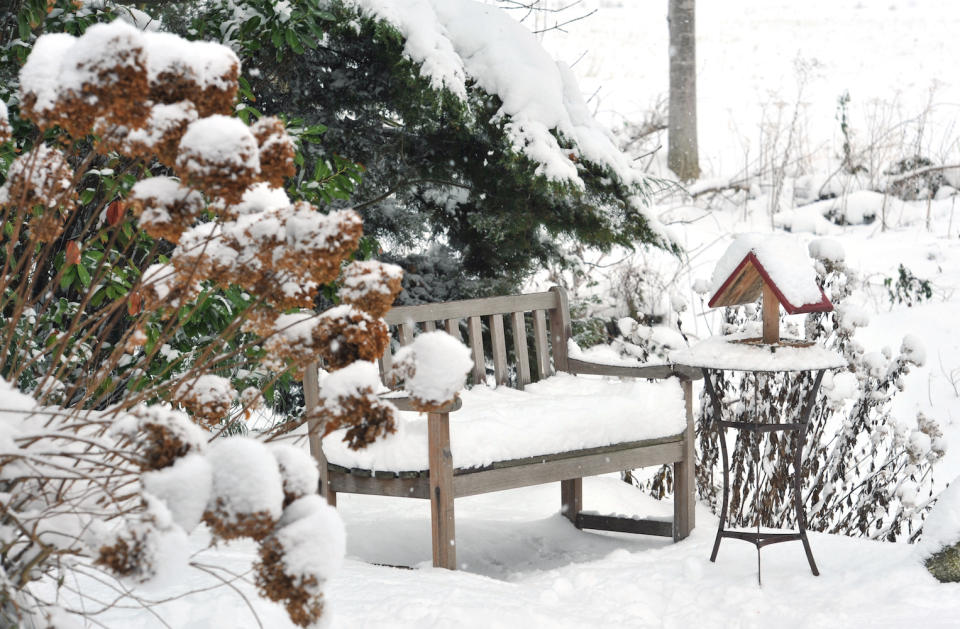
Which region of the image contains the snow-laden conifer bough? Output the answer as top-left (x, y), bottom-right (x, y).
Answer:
top-left (0, 19), bottom-right (470, 629)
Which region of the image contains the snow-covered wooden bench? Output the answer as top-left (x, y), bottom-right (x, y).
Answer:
top-left (304, 286), bottom-right (698, 569)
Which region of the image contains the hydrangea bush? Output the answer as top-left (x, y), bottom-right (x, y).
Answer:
top-left (0, 19), bottom-right (468, 628)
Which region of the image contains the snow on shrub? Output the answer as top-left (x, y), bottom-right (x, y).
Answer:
top-left (391, 330), bottom-right (473, 410)
top-left (0, 101), bottom-right (10, 143)
top-left (319, 361), bottom-right (398, 450)
top-left (339, 260), bottom-right (404, 318)
top-left (203, 437), bottom-right (284, 541)
top-left (251, 116), bottom-right (297, 188)
top-left (171, 374), bottom-right (238, 429)
top-left (270, 443), bottom-right (321, 507)
top-left (256, 495), bottom-right (345, 627)
top-left (314, 305), bottom-right (389, 371)
top-left (921, 476), bottom-right (960, 583)
top-left (141, 453), bottom-right (213, 532)
top-left (175, 114), bottom-right (261, 204)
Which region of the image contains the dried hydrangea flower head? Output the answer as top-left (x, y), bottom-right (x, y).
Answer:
top-left (0, 144), bottom-right (77, 242)
top-left (129, 176), bottom-right (205, 244)
top-left (175, 115), bottom-right (261, 204)
top-left (171, 374), bottom-right (238, 430)
top-left (313, 305), bottom-right (389, 371)
top-left (18, 33), bottom-right (78, 130)
top-left (391, 331), bottom-right (474, 411)
top-left (0, 101), bottom-right (11, 144)
top-left (56, 21), bottom-right (151, 138)
top-left (122, 101), bottom-right (199, 164)
top-left (252, 116), bottom-right (296, 188)
top-left (145, 33), bottom-right (240, 118)
top-left (140, 262), bottom-right (201, 313)
top-left (317, 361), bottom-right (398, 450)
top-left (255, 496), bottom-right (343, 627)
top-left (339, 260), bottom-right (403, 318)
top-left (202, 438), bottom-right (284, 542)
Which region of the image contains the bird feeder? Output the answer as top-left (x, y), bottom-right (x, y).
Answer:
top-left (708, 247), bottom-right (833, 345)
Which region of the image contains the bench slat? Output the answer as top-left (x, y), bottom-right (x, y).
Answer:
top-left (424, 320), bottom-right (437, 332)
top-left (532, 309), bottom-right (550, 379)
top-left (548, 286), bottom-right (570, 372)
top-left (445, 318), bottom-right (461, 340)
top-left (454, 440), bottom-right (685, 497)
top-left (511, 311), bottom-right (530, 389)
top-left (399, 322), bottom-right (414, 346)
top-left (490, 314), bottom-right (508, 386)
top-left (385, 291), bottom-right (558, 324)
top-left (467, 316), bottom-right (485, 386)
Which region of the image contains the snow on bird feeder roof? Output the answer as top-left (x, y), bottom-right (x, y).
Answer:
top-left (708, 233), bottom-right (833, 345)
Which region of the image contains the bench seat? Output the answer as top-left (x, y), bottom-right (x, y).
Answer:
top-left (323, 373), bottom-right (685, 474)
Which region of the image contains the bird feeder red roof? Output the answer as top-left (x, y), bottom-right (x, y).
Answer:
top-left (709, 251), bottom-right (833, 314)
top-left (708, 242), bottom-right (833, 345)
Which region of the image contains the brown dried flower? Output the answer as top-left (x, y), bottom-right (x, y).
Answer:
top-left (339, 260), bottom-right (404, 318)
top-left (252, 117), bottom-right (296, 188)
top-left (314, 305), bottom-right (389, 371)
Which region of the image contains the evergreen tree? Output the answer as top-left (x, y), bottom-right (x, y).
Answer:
top-left (165, 0), bottom-right (673, 301)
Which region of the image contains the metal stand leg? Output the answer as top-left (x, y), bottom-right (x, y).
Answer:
top-left (794, 369), bottom-right (825, 577)
top-left (702, 369), bottom-right (728, 563)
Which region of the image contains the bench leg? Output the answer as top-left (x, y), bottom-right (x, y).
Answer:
top-left (561, 478), bottom-right (583, 525)
top-left (428, 412), bottom-right (456, 570)
top-left (673, 379), bottom-right (696, 541)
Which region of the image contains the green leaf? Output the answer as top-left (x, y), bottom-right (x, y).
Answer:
top-left (60, 267), bottom-right (75, 291)
top-left (76, 264), bottom-right (91, 288)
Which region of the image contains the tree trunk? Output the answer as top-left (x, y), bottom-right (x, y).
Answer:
top-left (668, 0), bottom-right (700, 180)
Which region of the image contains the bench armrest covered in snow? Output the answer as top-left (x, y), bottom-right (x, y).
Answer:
top-left (304, 286), bottom-right (698, 569)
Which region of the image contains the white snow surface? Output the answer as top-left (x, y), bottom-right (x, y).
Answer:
top-left (346, 0), bottom-right (641, 187)
top-left (392, 330), bottom-right (472, 406)
top-left (670, 334), bottom-right (847, 372)
top-left (323, 373), bottom-right (684, 472)
top-left (920, 476), bottom-right (960, 554)
top-left (38, 478), bottom-right (960, 628)
top-left (710, 233), bottom-right (825, 308)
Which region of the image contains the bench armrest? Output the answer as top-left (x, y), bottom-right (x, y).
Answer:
top-left (380, 395), bottom-right (463, 413)
top-left (567, 357), bottom-right (702, 381)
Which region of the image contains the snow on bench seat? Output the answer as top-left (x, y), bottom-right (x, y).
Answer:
top-left (322, 373), bottom-right (685, 474)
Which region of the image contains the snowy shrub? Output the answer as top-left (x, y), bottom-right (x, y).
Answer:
top-left (694, 239), bottom-right (946, 540)
top-left (920, 476), bottom-right (960, 582)
top-left (0, 14), bottom-right (470, 628)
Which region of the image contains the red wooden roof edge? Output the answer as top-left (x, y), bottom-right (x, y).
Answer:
top-left (708, 251), bottom-right (833, 314)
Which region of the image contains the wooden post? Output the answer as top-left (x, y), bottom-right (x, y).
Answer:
top-left (561, 478), bottom-right (582, 525)
top-left (304, 362), bottom-right (336, 506)
top-left (673, 378), bottom-right (695, 541)
top-left (762, 282), bottom-right (780, 345)
top-left (548, 286), bottom-right (571, 372)
top-left (428, 411), bottom-right (456, 569)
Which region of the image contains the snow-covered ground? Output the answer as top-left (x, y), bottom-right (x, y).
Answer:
top-left (59, 477), bottom-right (960, 628)
top-left (32, 2), bottom-right (960, 626)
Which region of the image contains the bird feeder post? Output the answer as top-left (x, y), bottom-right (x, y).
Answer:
top-left (761, 283), bottom-right (780, 345)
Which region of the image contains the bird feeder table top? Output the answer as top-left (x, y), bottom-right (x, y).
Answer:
top-left (670, 333), bottom-right (846, 373)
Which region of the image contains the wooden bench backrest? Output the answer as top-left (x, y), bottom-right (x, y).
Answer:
top-left (380, 286), bottom-right (571, 389)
